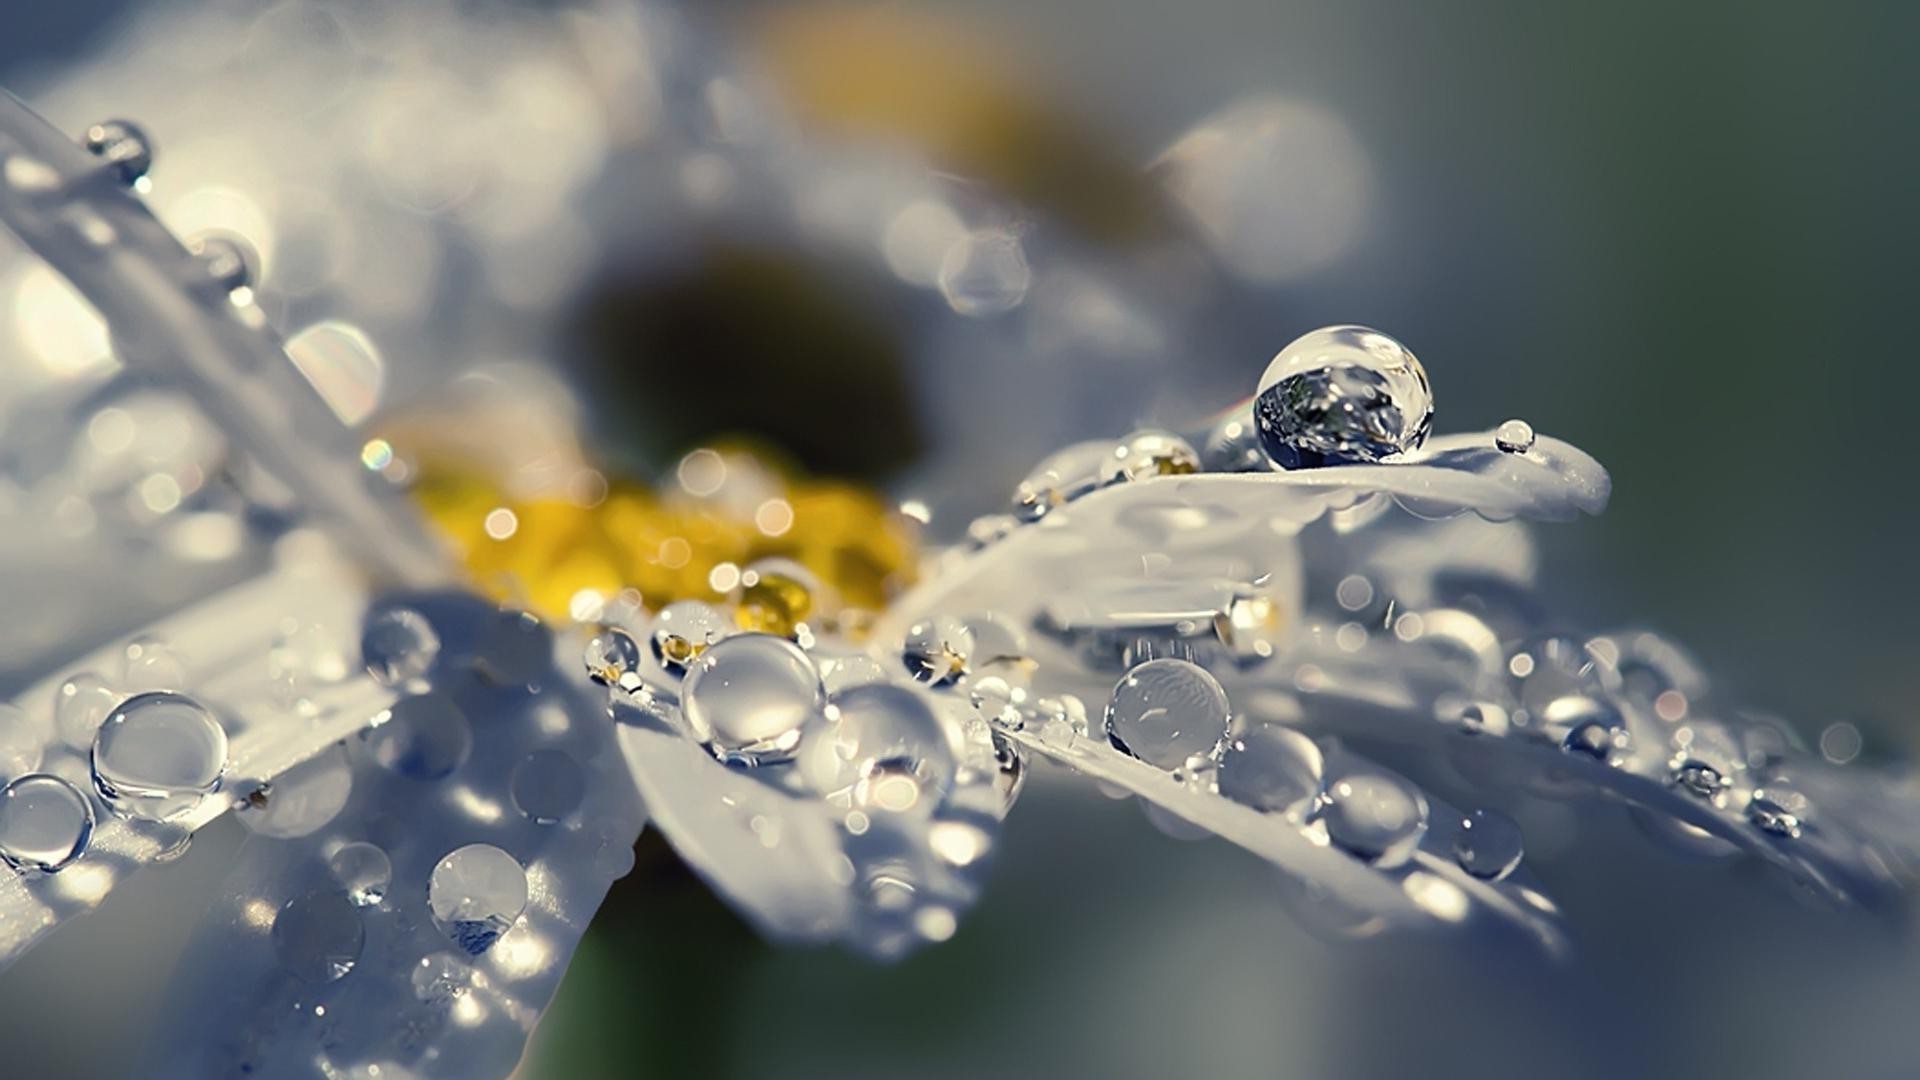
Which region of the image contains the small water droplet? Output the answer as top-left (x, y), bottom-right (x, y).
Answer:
top-left (428, 844), bottom-right (528, 955)
top-left (1010, 440), bottom-right (1112, 522)
top-left (937, 230), bottom-right (1030, 316)
top-left (364, 694), bottom-right (471, 779)
top-left (1217, 724), bottom-right (1324, 819)
top-left (583, 627), bottom-right (643, 689)
top-left (1559, 708), bottom-right (1631, 760)
top-left (648, 601), bottom-right (729, 677)
top-left (82, 119), bottom-right (154, 184)
top-left (91, 691), bottom-right (227, 821)
top-left (1104, 658), bottom-right (1230, 769)
top-left (1746, 785), bottom-right (1809, 838)
top-left (411, 952), bottom-right (472, 1005)
top-left (329, 841), bottom-right (393, 906)
top-left (272, 891), bottom-right (364, 982)
top-left (902, 616), bottom-right (974, 687)
top-left (511, 750), bottom-right (586, 824)
top-left (734, 558), bottom-right (819, 639)
top-left (800, 683), bottom-right (960, 814)
top-left (361, 608), bottom-right (440, 686)
top-left (1252, 326), bottom-right (1433, 469)
top-left (681, 634), bottom-right (824, 765)
top-left (1494, 419), bottom-right (1535, 454)
top-left (1321, 772), bottom-right (1429, 867)
top-left (1452, 808), bottom-right (1524, 880)
top-left (187, 232), bottom-right (259, 295)
top-left (1105, 429), bottom-right (1200, 484)
top-left (0, 773), bottom-right (95, 873)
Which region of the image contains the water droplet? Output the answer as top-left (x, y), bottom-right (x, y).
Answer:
top-left (1104, 659), bottom-right (1230, 769)
top-left (937, 230), bottom-right (1031, 316)
top-left (1252, 326), bottom-right (1433, 469)
top-left (511, 750), bottom-right (586, 824)
top-left (649, 601), bottom-right (729, 677)
top-left (187, 232), bottom-right (258, 296)
top-left (428, 844), bottom-right (528, 955)
top-left (1559, 708), bottom-right (1631, 760)
top-left (0, 773), bottom-right (95, 873)
top-left (1321, 772), bottom-right (1429, 867)
top-left (800, 683), bottom-right (961, 814)
top-left (91, 691), bottom-right (227, 821)
top-left (1201, 412), bottom-right (1271, 473)
top-left (1670, 759), bottom-right (1728, 799)
top-left (1217, 724), bottom-right (1324, 819)
top-left (1216, 584), bottom-right (1285, 664)
top-left (364, 694), bottom-right (471, 779)
top-left (1010, 440), bottom-right (1112, 522)
top-left (1443, 699), bottom-right (1511, 737)
top-left (82, 119), bottom-right (154, 184)
top-left (1669, 722), bottom-right (1742, 799)
top-left (0, 704), bottom-right (46, 777)
top-left (411, 952), bottom-right (472, 1005)
top-left (1494, 419), bottom-right (1535, 454)
top-left (361, 608), bottom-right (440, 686)
top-left (583, 627), bottom-right (643, 689)
top-left (1509, 635), bottom-right (1619, 734)
top-left (273, 891), bottom-right (364, 983)
top-left (961, 613), bottom-right (1032, 686)
top-left (1105, 430), bottom-right (1200, 484)
top-left (1747, 786), bottom-right (1809, 839)
top-left (680, 634), bottom-right (824, 765)
top-left (1452, 808), bottom-right (1524, 880)
top-left (902, 616), bottom-right (974, 687)
top-left (55, 673), bottom-right (118, 750)
top-left (329, 841), bottom-right (393, 906)
top-left (735, 558), bottom-right (819, 639)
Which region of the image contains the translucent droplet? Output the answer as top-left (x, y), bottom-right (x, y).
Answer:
top-left (1494, 419), bottom-right (1535, 454)
top-left (1747, 786), bottom-right (1809, 839)
top-left (285, 320), bottom-right (384, 427)
top-left (1010, 440), bottom-right (1112, 522)
top-left (510, 750), bottom-right (586, 824)
top-left (121, 637), bottom-right (186, 693)
top-left (1105, 429), bottom-right (1200, 484)
top-left (411, 952), bottom-right (472, 1005)
top-left (735, 558), bottom-right (818, 639)
top-left (428, 844), bottom-right (529, 955)
top-left (583, 627), bottom-right (643, 688)
top-left (364, 694), bottom-right (471, 779)
top-left (1104, 659), bottom-right (1231, 770)
top-left (800, 683), bottom-right (960, 814)
top-left (329, 841), bottom-right (392, 906)
top-left (0, 773), bottom-right (95, 873)
top-left (361, 608), bottom-right (440, 686)
top-left (0, 704), bottom-right (45, 777)
top-left (902, 616), bottom-right (974, 687)
top-left (1201, 412), bottom-right (1270, 473)
top-left (187, 232), bottom-right (259, 295)
top-left (937, 230), bottom-right (1031, 316)
top-left (681, 634), bottom-right (824, 765)
top-left (272, 891), bottom-right (364, 983)
top-left (1443, 699), bottom-right (1510, 737)
top-left (1559, 708), bottom-right (1631, 760)
top-left (1320, 772), bottom-right (1429, 867)
top-left (1452, 808), bottom-right (1524, 880)
top-left (649, 601), bottom-right (729, 677)
top-left (1216, 724), bottom-right (1324, 819)
top-left (55, 673), bottom-right (118, 750)
top-left (1216, 584), bottom-right (1285, 664)
top-left (1669, 722), bottom-right (1742, 799)
top-left (91, 691), bottom-right (228, 821)
top-left (1509, 635), bottom-right (1619, 734)
top-left (1252, 325), bottom-right (1434, 469)
top-left (82, 119), bottom-right (154, 184)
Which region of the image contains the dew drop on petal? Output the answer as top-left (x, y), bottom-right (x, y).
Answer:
top-left (272, 891), bottom-right (364, 983)
top-left (1216, 724), bottom-right (1323, 819)
top-left (1452, 808), bottom-right (1524, 880)
top-left (1252, 326), bottom-right (1433, 469)
top-left (428, 844), bottom-right (529, 955)
top-left (1747, 785), bottom-right (1809, 839)
top-left (510, 750), bottom-right (586, 825)
top-left (1494, 419), bottom-right (1536, 454)
top-left (1320, 771), bottom-right (1428, 868)
top-left (329, 841), bottom-right (393, 906)
top-left (681, 634), bottom-right (824, 765)
top-left (583, 627), bottom-right (643, 688)
top-left (648, 601), bottom-right (729, 678)
top-left (91, 691), bottom-right (228, 821)
top-left (361, 608), bottom-right (440, 686)
top-left (364, 694), bottom-right (472, 780)
top-left (902, 616), bottom-right (974, 687)
top-left (0, 773), bottom-right (95, 873)
top-left (799, 683), bottom-right (960, 814)
top-left (1104, 658), bottom-right (1230, 770)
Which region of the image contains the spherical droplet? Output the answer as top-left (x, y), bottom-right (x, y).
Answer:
top-left (735, 558), bottom-right (819, 639)
top-left (91, 691), bottom-right (228, 821)
top-left (411, 952), bottom-right (472, 1005)
top-left (1104, 659), bottom-right (1231, 770)
top-left (902, 616), bottom-right (974, 687)
top-left (799, 683), bottom-right (961, 814)
top-left (1106, 429), bottom-right (1200, 484)
top-left (649, 601), bottom-right (729, 677)
top-left (1010, 440), bottom-right (1113, 522)
top-left (1452, 808), bottom-right (1524, 880)
top-left (364, 694), bottom-right (471, 779)
top-left (273, 891), bottom-right (364, 982)
top-left (1494, 419), bottom-right (1536, 454)
top-left (55, 673), bottom-right (118, 750)
top-left (583, 627), bottom-right (643, 688)
top-left (428, 844), bottom-right (528, 955)
top-left (1559, 708), bottom-right (1631, 761)
top-left (681, 634), bottom-right (824, 765)
top-left (937, 230), bottom-right (1030, 316)
top-left (511, 749), bottom-right (586, 824)
top-left (187, 232), bottom-right (258, 295)
top-left (1747, 786), bottom-right (1809, 839)
top-left (361, 608), bottom-right (440, 686)
top-left (1217, 724), bottom-right (1324, 819)
top-left (1252, 325), bottom-right (1433, 469)
top-left (1321, 772), bottom-right (1428, 867)
top-left (82, 119), bottom-right (154, 184)
top-left (329, 841), bottom-right (393, 906)
top-left (0, 773), bottom-right (95, 873)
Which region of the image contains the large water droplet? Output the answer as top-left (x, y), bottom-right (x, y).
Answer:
top-left (902, 616), bottom-right (974, 687)
top-left (90, 691), bottom-right (228, 821)
top-left (1452, 808), bottom-right (1524, 880)
top-left (1321, 772), bottom-right (1428, 867)
top-left (1253, 325), bottom-right (1433, 469)
top-left (648, 601), bottom-right (729, 678)
top-left (361, 608), bottom-right (440, 686)
top-left (800, 683), bottom-right (960, 814)
top-left (329, 841), bottom-right (392, 906)
top-left (681, 634), bottom-right (824, 765)
top-left (511, 750), bottom-right (586, 824)
top-left (1216, 724), bottom-right (1324, 819)
top-left (364, 694), bottom-right (471, 779)
top-left (272, 891), bottom-right (364, 982)
top-left (82, 119), bottom-right (154, 184)
top-left (1104, 659), bottom-right (1231, 769)
top-left (428, 844), bottom-right (528, 955)
top-left (0, 773), bottom-right (95, 873)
